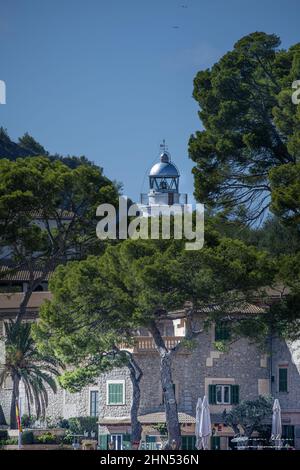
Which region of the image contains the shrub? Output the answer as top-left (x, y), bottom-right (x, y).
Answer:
top-left (45, 417), bottom-right (57, 429)
top-left (22, 431), bottom-right (34, 444)
top-left (57, 417), bottom-right (69, 429)
top-left (21, 414), bottom-right (36, 429)
top-left (37, 432), bottom-right (57, 444)
top-left (63, 432), bottom-right (73, 445)
top-left (68, 417), bottom-right (80, 434)
top-left (3, 437), bottom-right (18, 445)
top-left (68, 416), bottom-right (98, 435)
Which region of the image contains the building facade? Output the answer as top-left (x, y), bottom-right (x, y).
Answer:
top-left (1, 288), bottom-right (300, 450)
top-left (1, 146), bottom-right (300, 450)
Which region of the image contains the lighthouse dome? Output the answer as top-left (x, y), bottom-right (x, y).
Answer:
top-left (149, 152), bottom-right (180, 177)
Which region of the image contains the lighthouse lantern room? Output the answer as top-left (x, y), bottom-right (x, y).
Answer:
top-left (140, 141), bottom-right (187, 209)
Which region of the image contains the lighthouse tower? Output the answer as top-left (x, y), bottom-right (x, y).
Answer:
top-left (140, 141), bottom-right (187, 214)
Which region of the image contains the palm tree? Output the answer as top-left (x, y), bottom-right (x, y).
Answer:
top-left (0, 320), bottom-right (63, 429)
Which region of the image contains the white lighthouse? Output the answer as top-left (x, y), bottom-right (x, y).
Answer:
top-left (140, 141), bottom-right (187, 215)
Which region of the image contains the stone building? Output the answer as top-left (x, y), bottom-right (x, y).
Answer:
top-left (1, 282), bottom-right (300, 450)
top-left (1, 146), bottom-right (300, 450)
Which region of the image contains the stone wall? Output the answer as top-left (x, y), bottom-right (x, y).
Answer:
top-left (2, 321), bottom-right (300, 451)
top-left (134, 325), bottom-right (270, 418)
top-left (98, 367), bottom-right (132, 420)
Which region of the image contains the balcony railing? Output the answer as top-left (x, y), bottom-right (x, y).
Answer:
top-left (140, 193), bottom-right (188, 205)
top-left (121, 336), bottom-right (182, 353)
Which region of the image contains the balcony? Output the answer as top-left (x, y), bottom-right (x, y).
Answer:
top-left (0, 291), bottom-right (52, 316)
top-left (121, 336), bottom-right (182, 353)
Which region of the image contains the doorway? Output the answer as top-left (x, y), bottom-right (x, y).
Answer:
top-left (110, 434), bottom-right (123, 450)
top-left (168, 192), bottom-right (174, 205)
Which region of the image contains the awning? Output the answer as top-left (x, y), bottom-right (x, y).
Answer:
top-left (98, 412), bottom-right (196, 426)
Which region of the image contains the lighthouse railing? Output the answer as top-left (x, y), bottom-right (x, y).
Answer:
top-left (140, 193), bottom-right (188, 205)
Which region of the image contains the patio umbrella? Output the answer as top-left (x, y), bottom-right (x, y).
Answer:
top-left (199, 395), bottom-right (212, 450)
top-left (195, 397), bottom-right (202, 450)
top-left (271, 399), bottom-right (282, 449)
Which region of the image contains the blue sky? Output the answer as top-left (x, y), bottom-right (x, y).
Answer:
top-left (0, 0), bottom-right (299, 203)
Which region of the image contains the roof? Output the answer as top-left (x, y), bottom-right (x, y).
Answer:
top-left (253, 285), bottom-right (290, 300)
top-left (149, 161), bottom-right (179, 177)
top-left (139, 412), bottom-right (195, 424)
top-left (0, 265), bottom-right (52, 282)
top-left (98, 412), bottom-right (196, 426)
top-left (168, 302), bottom-right (266, 319)
top-left (23, 209), bottom-right (74, 219)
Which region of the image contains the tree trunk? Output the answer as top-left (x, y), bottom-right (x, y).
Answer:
top-left (10, 374), bottom-right (20, 430)
top-left (149, 321), bottom-right (181, 449)
top-left (245, 425), bottom-right (255, 438)
top-left (127, 354), bottom-right (143, 444)
top-left (15, 282), bottom-right (38, 324)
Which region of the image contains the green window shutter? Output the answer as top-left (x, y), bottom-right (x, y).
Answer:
top-left (99, 434), bottom-right (108, 450)
top-left (279, 368), bottom-right (288, 392)
top-left (211, 436), bottom-right (220, 450)
top-left (208, 384), bottom-right (217, 404)
top-left (108, 383), bottom-right (124, 404)
top-left (182, 436), bottom-right (196, 450)
top-left (231, 385), bottom-right (239, 404)
top-left (122, 433), bottom-right (131, 450)
top-left (90, 390), bottom-right (99, 417)
top-left (145, 435), bottom-right (157, 450)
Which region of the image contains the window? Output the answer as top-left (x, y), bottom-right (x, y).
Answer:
top-left (215, 321), bottom-right (231, 341)
top-left (282, 425), bottom-right (294, 447)
top-left (279, 367), bottom-right (288, 392)
top-left (110, 434), bottom-right (123, 450)
top-left (216, 385), bottom-right (231, 404)
top-left (107, 381), bottom-right (125, 405)
top-left (209, 384), bottom-right (239, 405)
top-left (89, 390), bottom-right (99, 417)
top-left (168, 192), bottom-right (174, 205)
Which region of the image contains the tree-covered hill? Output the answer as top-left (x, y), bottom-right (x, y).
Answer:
top-left (0, 127), bottom-right (41, 158)
top-left (0, 127), bottom-right (94, 169)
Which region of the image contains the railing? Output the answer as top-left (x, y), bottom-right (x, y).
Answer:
top-left (121, 336), bottom-right (182, 352)
top-left (139, 193), bottom-right (188, 205)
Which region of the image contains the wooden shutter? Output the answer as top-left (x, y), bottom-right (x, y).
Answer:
top-left (279, 368), bottom-right (288, 392)
top-left (182, 436), bottom-right (196, 450)
top-left (211, 436), bottom-right (220, 450)
top-left (231, 385), bottom-right (239, 404)
top-left (99, 434), bottom-right (108, 450)
top-left (108, 383), bottom-right (123, 404)
top-left (208, 384), bottom-right (217, 404)
top-left (122, 433), bottom-right (132, 450)
top-left (90, 390), bottom-right (99, 417)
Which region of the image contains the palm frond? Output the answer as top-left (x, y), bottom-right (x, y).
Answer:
top-left (2, 319), bottom-right (62, 419)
